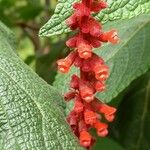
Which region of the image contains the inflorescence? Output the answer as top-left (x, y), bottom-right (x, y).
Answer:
top-left (57, 0), bottom-right (119, 149)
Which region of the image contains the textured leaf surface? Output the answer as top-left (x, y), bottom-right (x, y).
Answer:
top-left (0, 22), bottom-right (82, 150)
top-left (53, 14), bottom-right (150, 103)
top-left (39, 0), bottom-right (150, 37)
top-left (114, 71), bottom-right (150, 150)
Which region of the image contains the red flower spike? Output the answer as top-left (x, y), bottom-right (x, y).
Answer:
top-left (94, 120), bottom-right (108, 137)
top-left (77, 42), bottom-right (92, 59)
top-left (70, 75), bottom-right (80, 89)
top-left (79, 130), bottom-right (92, 147)
top-left (79, 81), bottom-right (95, 103)
top-left (60, 0), bottom-right (119, 148)
top-left (84, 110), bottom-right (97, 125)
top-left (106, 30), bottom-right (119, 44)
top-left (64, 91), bottom-right (76, 101)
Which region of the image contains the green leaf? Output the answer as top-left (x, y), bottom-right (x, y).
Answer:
top-left (113, 71), bottom-right (150, 150)
top-left (53, 14), bottom-right (150, 103)
top-left (39, 0), bottom-right (150, 37)
top-left (0, 21), bottom-right (83, 150)
top-left (93, 138), bottom-right (123, 150)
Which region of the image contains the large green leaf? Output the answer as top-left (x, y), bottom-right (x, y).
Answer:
top-left (53, 14), bottom-right (150, 103)
top-left (39, 0), bottom-right (150, 37)
top-left (113, 71), bottom-right (150, 150)
top-left (0, 22), bottom-right (82, 150)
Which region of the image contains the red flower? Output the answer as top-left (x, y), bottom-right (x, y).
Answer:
top-left (57, 51), bottom-right (77, 73)
top-left (79, 130), bottom-right (92, 147)
top-left (94, 120), bottom-right (108, 137)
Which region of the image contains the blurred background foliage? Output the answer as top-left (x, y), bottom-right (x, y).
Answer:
top-left (0, 0), bottom-right (149, 149)
top-left (0, 0), bottom-right (70, 83)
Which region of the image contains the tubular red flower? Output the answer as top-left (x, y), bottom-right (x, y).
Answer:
top-left (57, 51), bottom-right (77, 73)
top-left (79, 130), bottom-right (92, 147)
top-left (92, 99), bottom-right (116, 122)
top-left (94, 120), bottom-right (108, 137)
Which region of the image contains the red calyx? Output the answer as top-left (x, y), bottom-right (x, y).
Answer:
top-left (64, 91), bottom-right (76, 101)
top-left (61, 0), bottom-right (119, 148)
top-left (70, 75), bottom-right (80, 89)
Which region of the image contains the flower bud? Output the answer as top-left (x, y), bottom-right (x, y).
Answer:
top-left (106, 30), bottom-right (119, 44)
